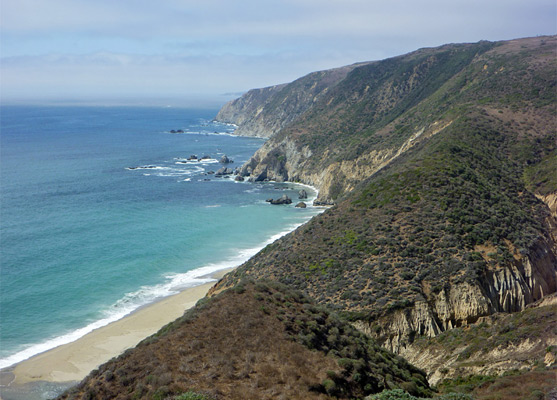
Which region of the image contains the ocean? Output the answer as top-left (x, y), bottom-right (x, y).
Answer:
top-left (0, 105), bottom-right (321, 371)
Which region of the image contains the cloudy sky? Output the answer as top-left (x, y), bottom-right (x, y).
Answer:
top-left (1, 0), bottom-right (555, 106)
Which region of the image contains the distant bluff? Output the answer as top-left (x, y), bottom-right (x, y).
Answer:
top-left (213, 35), bottom-right (557, 377)
top-left (215, 65), bottom-right (357, 138)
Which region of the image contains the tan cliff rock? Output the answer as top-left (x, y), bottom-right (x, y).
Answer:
top-left (539, 193), bottom-right (557, 218)
top-left (241, 120), bottom-right (454, 204)
top-left (354, 233), bottom-right (556, 346)
top-left (397, 297), bottom-right (557, 385)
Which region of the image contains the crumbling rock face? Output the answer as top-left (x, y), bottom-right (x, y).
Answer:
top-left (355, 237), bottom-right (556, 356)
top-left (354, 282), bottom-right (493, 354)
top-left (398, 297), bottom-right (557, 385)
top-left (241, 121), bottom-right (451, 204)
top-left (483, 239), bottom-right (557, 310)
top-left (537, 193), bottom-right (557, 218)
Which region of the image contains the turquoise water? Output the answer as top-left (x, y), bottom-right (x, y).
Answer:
top-left (0, 106), bottom-right (320, 369)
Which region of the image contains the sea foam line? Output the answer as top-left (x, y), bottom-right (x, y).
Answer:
top-left (0, 196), bottom-right (323, 370)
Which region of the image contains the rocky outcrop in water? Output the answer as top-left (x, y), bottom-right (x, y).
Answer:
top-left (219, 155), bottom-right (233, 164)
top-left (215, 167), bottom-right (234, 176)
top-left (265, 195), bottom-right (292, 205)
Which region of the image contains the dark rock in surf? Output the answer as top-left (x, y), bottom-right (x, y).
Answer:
top-left (270, 195), bottom-right (292, 205)
top-left (215, 167), bottom-right (234, 176)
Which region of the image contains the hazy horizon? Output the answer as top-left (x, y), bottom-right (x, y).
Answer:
top-left (1, 0), bottom-right (555, 106)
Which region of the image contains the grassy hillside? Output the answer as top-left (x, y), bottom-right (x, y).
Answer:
top-left (58, 282), bottom-right (431, 400)
top-left (240, 36), bottom-right (556, 204)
top-left (58, 36), bottom-right (556, 399)
top-left (220, 110), bottom-right (555, 319)
top-left (291, 36), bottom-right (555, 167)
top-left (216, 36), bottom-right (557, 360)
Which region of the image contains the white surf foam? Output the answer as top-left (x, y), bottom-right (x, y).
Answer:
top-left (0, 198), bottom-right (323, 370)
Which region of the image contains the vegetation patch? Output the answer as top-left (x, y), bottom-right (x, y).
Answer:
top-left (58, 281), bottom-right (431, 399)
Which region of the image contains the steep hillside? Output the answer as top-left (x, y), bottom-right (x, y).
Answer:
top-left (215, 65), bottom-right (357, 137)
top-left (232, 37), bottom-right (556, 204)
top-left (214, 84), bottom-right (287, 135)
top-left (403, 295), bottom-right (557, 385)
top-left (213, 35), bottom-right (557, 377)
top-left (58, 282), bottom-right (431, 400)
top-left (50, 36), bottom-right (557, 400)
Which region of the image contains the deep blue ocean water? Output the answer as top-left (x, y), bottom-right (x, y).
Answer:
top-left (0, 105), bottom-right (321, 369)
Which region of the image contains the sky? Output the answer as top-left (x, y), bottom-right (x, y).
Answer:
top-left (1, 0), bottom-right (555, 107)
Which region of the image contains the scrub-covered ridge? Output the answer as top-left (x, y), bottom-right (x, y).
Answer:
top-left (214, 35), bottom-right (557, 381)
top-left (58, 282), bottom-right (431, 400)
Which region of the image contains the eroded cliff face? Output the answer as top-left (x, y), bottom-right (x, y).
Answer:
top-left (349, 231), bottom-right (557, 386)
top-left (215, 84), bottom-right (287, 137)
top-left (396, 297), bottom-right (557, 385)
top-left (354, 233), bottom-right (556, 349)
top-left (241, 120), bottom-right (454, 204)
top-left (538, 193), bottom-right (557, 219)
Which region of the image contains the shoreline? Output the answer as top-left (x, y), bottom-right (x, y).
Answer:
top-left (0, 182), bottom-right (323, 399)
top-left (2, 268), bottom-right (232, 389)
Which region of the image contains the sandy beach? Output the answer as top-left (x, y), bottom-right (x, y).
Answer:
top-left (3, 269), bottom-right (232, 390)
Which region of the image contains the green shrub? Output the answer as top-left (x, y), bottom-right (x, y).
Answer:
top-left (152, 386), bottom-right (170, 400)
top-left (174, 391), bottom-right (214, 400)
top-left (366, 388), bottom-right (474, 400)
top-left (322, 378), bottom-right (338, 395)
top-left (367, 389), bottom-right (417, 400)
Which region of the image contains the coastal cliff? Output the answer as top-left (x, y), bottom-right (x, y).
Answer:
top-left (396, 296), bottom-right (557, 385)
top-left (55, 36), bottom-right (557, 399)
top-left (215, 65), bottom-right (356, 138)
top-left (240, 119), bottom-right (453, 204)
top-left (222, 37), bottom-right (556, 205)
top-left (355, 235), bottom-right (557, 353)
top-left (213, 35), bottom-right (557, 379)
